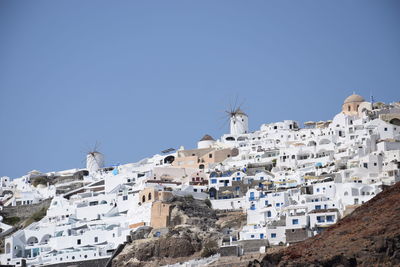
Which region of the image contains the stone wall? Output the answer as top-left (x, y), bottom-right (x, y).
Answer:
top-left (238, 240), bottom-right (268, 254)
top-left (285, 228), bottom-right (312, 244)
top-left (44, 257), bottom-right (109, 267)
top-left (219, 245), bottom-right (240, 257)
top-left (1, 199), bottom-right (52, 220)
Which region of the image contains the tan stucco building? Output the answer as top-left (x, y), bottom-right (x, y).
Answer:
top-left (139, 187), bottom-right (173, 204)
top-left (172, 147), bottom-right (235, 170)
top-left (150, 201), bottom-right (172, 229)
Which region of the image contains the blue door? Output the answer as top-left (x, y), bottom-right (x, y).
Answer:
top-left (250, 192), bottom-right (255, 200)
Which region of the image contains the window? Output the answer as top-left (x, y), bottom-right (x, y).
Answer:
top-left (251, 235), bottom-right (255, 238)
top-left (209, 154), bottom-right (213, 158)
top-left (94, 237), bottom-right (98, 243)
top-left (292, 219), bottom-right (299, 225)
top-left (211, 179), bottom-right (217, 184)
top-left (267, 211), bottom-right (271, 217)
top-left (384, 128), bottom-right (388, 131)
top-left (315, 205), bottom-right (321, 210)
top-left (123, 195), bottom-right (128, 201)
top-left (271, 233), bottom-right (276, 238)
top-left (326, 215), bottom-right (334, 222)
top-left (249, 192), bottom-right (255, 201)
top-left (260, 234), bottom-right (264, 239)
top-left (77, 239), bottom-right (81, 245)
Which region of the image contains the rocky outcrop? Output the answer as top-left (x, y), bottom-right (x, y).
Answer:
top-left (251, 182), bottom-right (400, 267)
top-left (113, 196), bottom-right (223, 267)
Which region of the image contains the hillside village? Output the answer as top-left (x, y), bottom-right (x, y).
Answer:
top-left (0, 94), bottom-right (400, 266)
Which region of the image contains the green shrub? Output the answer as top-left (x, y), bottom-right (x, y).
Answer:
top-left (32, 177), bottom-right (49, 187)
top-left (3, 216), bottom-right (20, 226)
top-left (272, 159), bottom-right (277, 167)
top-left (184, 194), bottom-right (194, 200)
top-left (201, 240), bottom-right (218, 258)
top-left (32, 208), bottom-right (47, 222)
top-left (204, 199), bottom-right (212, 208)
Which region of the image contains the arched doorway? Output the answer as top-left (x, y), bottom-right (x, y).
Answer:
top-left (209, 187), bottom-right (217, 200)
top-left (164, 155), bottom-right (175, 164)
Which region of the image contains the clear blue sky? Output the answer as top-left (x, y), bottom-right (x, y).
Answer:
top-left (1, 1), bottom-right (399, 178)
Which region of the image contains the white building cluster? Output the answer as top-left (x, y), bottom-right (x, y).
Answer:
top-left (0, 94), bottom-right (399, 266)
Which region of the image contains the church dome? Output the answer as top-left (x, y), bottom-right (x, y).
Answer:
top-left (344, 94), bottom-right (365, 104)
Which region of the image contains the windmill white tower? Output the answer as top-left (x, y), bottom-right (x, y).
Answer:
top-left (229, 108), bottom-right (248, 135)
top-left (86, 149), bottom-right (105, 174)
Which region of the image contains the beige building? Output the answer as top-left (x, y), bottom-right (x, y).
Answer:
top-left (150, 201), bottom-right (172, 228)
top-left (139, 187), bottom-right (173, 204)
top-left (172, 147), bottom-right (236, 170)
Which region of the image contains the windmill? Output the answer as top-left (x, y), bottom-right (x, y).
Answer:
top-left (85, 142), bottom-right (105, 174)
top-left (222, 96), bottom-right (248, 135)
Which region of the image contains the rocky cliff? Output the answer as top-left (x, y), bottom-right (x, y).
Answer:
top-left (251, 182), bottom-right (400, 267)
top-left (113, 196), bottom-right (225, 267)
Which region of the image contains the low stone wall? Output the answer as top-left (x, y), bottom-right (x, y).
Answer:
top-left (219, 245), bottom-right (240, 257)
top-left (43, 257), bottom-right (109, 267)
top-left (1, 199), bottom-right (52, 220)
top-left (238, 240), bottom-right (269, 254)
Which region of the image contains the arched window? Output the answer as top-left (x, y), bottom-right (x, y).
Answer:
top-left (142, 195), bottom-right (145, 203)
top-left (148, 193), bottom-right (152, 201)
top-left (27, 236), bottom-right (39, 245)
top-left (5, 243), bottom-right (10, 253)
top-left (40, 234), bottom-right (52, 244)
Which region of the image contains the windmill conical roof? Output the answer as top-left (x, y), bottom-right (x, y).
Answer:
top-left (200, 134), bottom-right (215, 141)
top-left (235, 108), bottom-right (247, 116)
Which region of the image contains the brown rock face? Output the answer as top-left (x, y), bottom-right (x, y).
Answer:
top-left (252, 182), bottom-right (400, 267)
top-left (112, 197), bottom-right (222, 266)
